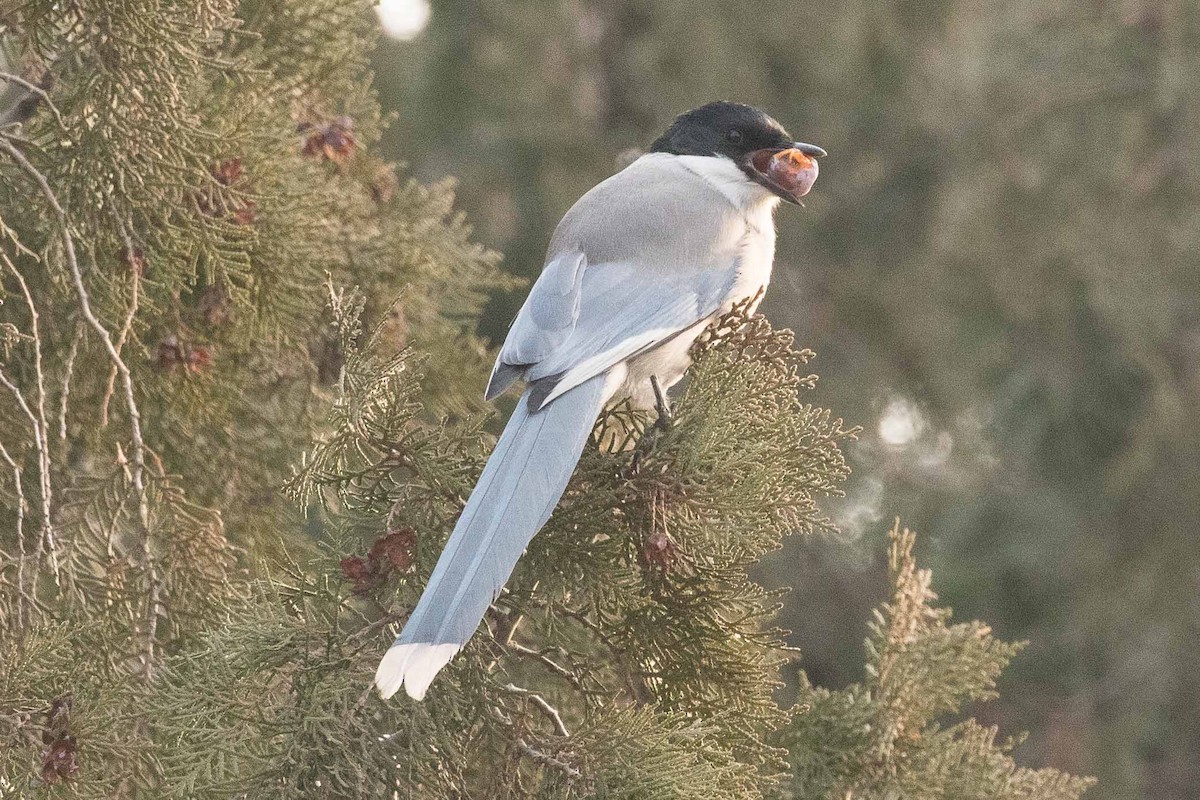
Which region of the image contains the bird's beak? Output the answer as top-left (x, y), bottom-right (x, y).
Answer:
top-left (794, 141), bottom-right (828, 158)
top-left (743, 142), bottom-right (824, 205)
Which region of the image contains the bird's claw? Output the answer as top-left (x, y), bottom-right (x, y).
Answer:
top-left (627, 376), bottom-right (672, 477)
top-left (650, 375), bottom-right (673, 432)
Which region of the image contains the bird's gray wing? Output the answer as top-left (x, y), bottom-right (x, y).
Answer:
top-left (486, 154), bottom-right (747, 409)
top-left (485, 249), bottom-right (587, 400)
top-left (523, 260), bottom-right (737, 408)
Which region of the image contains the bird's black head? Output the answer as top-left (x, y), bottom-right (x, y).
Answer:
top-left (651, 101), bottom-right (793, 160)
top-left (649, 101), bottom-right (825, 204)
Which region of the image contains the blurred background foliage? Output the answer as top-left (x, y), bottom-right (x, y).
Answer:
top-left (371, 2), bottom-right (1200, 797)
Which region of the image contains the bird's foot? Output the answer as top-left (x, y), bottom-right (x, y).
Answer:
top-left (628, 449), bottom-right (643, 477)
top-left (628, 376), bottom-right (672, 477)
top-left (650, 375), bottom-right (673, 432)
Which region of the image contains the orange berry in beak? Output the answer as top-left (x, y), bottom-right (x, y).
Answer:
top-left (767, 148), bottom-right (819, 198)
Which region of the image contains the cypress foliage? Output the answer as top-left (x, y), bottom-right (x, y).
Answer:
top-left (782, 524), bottom-right (1097, 800)
top-left (1, 2), bottom-right (1091, 797)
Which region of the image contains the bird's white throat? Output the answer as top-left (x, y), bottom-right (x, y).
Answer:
top-left (659, 153), bottom-right (780, 213)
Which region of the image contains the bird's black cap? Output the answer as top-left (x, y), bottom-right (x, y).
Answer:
top-left (650, 101), bottom-right (795, 160)
top-left (649, 101), bottom-right (826, 204)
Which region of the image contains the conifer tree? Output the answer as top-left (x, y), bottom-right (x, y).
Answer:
top-left (1, 2), bottom-right (1091, 797)
top-left (378, 6), bottom-right (1200, 791)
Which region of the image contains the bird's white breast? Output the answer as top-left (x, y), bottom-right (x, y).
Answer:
top-left (618, 155), bottom-right (779, 410)
top-left (730, 196), bottom-right (778, 307)
top-left (672, 154), bottom-right (779, 303)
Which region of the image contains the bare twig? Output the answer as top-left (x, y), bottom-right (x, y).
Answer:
top-left (0, 137), bottom-right (149, 519)
top-left (0, 135), bottom-right (159, 676)
top-left (1, 251), bottom-right (57, 579)
top-left (0, 439), bottom-right (29, 624)
top-left (506, 641), bottom-right (584, 691)
top-left (502, 683), bottom-right (571, 737)
top-left (58, 321), bottom-right (83, 441)
top-left (99, 211), bottom-right (141, 429)
top-left (492, 698), bottom-right (581, 781)
top-left (515, 738), bottom-right (581, 781)
top-left (0, 366), bottom-right (55, 577)
top-left (491, 682), bottom-right (580, 779)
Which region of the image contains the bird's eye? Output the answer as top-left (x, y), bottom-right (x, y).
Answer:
top-left (725, 129), bottom-right (743, 144)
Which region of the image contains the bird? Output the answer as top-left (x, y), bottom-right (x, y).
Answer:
top-left (375, 101), bottom-right (824, 701)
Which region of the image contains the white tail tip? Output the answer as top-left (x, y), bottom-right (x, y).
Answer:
top-left (374, 642), bottom-right (460, 701)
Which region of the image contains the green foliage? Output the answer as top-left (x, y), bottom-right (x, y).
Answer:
top-left (782, 524), bottom-right (1095, 800)
top-left (260, 288), bottom-right (854, 798)
top-left (0, 0), bottom-right (502, 636)
top-left (283, 281), bottom-right (483, 535)
top-left (0, 0), bottom-right (503, 569)
top-left (1, 2), bottom-right (1092, 797)
top-left (377, 4), bottom-right (1200, 794)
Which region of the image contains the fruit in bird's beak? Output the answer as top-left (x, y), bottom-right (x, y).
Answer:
top-left (746, 146), bottom-right (822, 204)
top-left (767, 148), bottom-right (818, 198)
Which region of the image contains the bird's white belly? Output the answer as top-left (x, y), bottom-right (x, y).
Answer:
top-left (616, 206), bottom-right (777, 410)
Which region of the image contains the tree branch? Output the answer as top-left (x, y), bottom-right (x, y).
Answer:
top-left (0, 365), bottom-right (55, 578)
top-left (0, 438), bottom-right (30, 625)
top-left (516, 737), bottom-right (582, 781)
top-left (494, 685), bottom-right (581, 780)
top-left (99, 209), bottom-right (140, 429)
top-left (58, 320), bottom-right (82, 441)
top-left (503, 682), bottom-right (571, 737)
top-left (506, 640), bottom-right (585, 692)
top-left (1, 250), bottom-right (57, 579)
top-left (0, 133), bottom-right (159, 677)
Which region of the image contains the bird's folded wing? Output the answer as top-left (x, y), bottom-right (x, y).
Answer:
top-left (533, 261), bottom-right (737, 406)
top-left (486, 156), bottom-right (746, 407)
top-left (497, 249), bottom-right (588, 368)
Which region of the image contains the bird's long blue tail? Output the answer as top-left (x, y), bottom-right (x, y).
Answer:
top-left (374, 373), bottom-right (611, 700)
